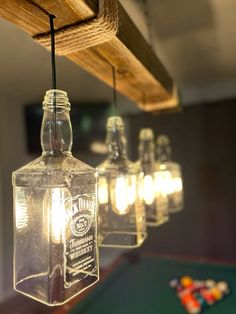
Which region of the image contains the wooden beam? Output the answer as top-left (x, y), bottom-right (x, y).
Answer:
top-left (137, 85), bottom-right (179, 112)
top-left (0, 0), bottom-right (178, 111)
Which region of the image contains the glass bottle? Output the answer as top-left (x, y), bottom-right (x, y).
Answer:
top-left (97, 116), bottom-right (147, 248)
top-left (156, 135), bottom-right (184, 213)
top-left (12, 90), bottom-right (99, 306)
top-left (137, 129), bottom-right (169, 226)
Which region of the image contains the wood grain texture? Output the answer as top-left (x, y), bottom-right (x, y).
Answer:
top-left (0, 0), bottom-right (178, 111)
top-left (137, 85), bottom-right (179, 112)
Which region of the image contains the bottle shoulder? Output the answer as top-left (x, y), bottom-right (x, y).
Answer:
top-left (97, 158), bottom-right (137, 174)
top-left (135, 159), bottom-right (156, 174)
top-left (156, 161), bottom-right (182, 173)
top-left (13, 155), bottom-right (96, 177)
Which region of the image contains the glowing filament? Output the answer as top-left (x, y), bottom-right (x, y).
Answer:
top-left (113, 177), bottom-right (129, 215)
top-left (143, 175), bottom-right (155, 205)
top-left (15, 189), bottom-right (29, 230)
top-left (155, 171), bottom-right (172, 196)
top-left (98, 178), bottom-right (108, 204)
top-left (171, 177), bottom-right (183, 192)
top-left (43, 188), bottom-right (68, 243)
top-left (51, 189), bottom-right (66, 243)
top-left (100, 175), bottom-right (137, 216)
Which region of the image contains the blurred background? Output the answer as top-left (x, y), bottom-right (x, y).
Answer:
top-left (0, 0), bottom-right (236, 312)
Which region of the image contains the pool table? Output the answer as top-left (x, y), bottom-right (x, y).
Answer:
top-left (59, 253), bottom-right (236, 314)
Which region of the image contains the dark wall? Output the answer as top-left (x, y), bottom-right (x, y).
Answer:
top-left (126, 100), bottom-right (236, 261)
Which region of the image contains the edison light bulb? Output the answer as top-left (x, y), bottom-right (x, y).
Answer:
top-left (110, 175), bottom-right (137, 215)
top-left (97, 116), bottom-right (147, 248)
top-left (42, 188), bottom-right (71, 243)
top-left (15, 188), bottom-right (29, 231)
top-left (136, 129), bottom-right (169, 226)
top-left (156, 135), bottom-right (184, 213)
top-left (98, 177), bottom-right (108, 205)
top-left (12, 90), bottom-right (99, 306)
top-left (172, 177), bottom-right (183, 192)
top-left (143, 175), bottom-right (155, 205)
top-left (50, 188), bottom-right (66, 243)
top-left (154, 168), bottom-right (172, 196)
top-left (113, 176), bottom-right (129, 215)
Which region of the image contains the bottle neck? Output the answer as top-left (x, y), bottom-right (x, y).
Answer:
top-left (139, 140), bottom-right (155, 165)
top-left (106, 128), bottom-right (127, 161)
top-left (156, 144), bottom-right (171, 162)
top-left (40, 90), bottom-right (72, 156)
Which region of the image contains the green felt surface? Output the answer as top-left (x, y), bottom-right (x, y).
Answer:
top-left (70, 255), bottom-right (236, 314)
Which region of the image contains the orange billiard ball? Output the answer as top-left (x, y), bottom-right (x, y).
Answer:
top-left (181, 276), bottom-right (193, 288)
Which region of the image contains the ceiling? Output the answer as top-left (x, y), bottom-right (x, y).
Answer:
top-left (0, 0), bottom-right (236, 108)
top-left (122, 0), bottom-right (236, 104)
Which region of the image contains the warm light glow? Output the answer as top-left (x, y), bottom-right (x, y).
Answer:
top-left (143, 175), bottom-right (155, 205)
top-left (113, 177), bottom-right (129, 215)
top-left (138, 175), bottom-right (144, 201)
top-left (51, 189), bottom-right (66, 243)
top-left (128, 175), bottom-right (137, 205)
top-left (15, 189), bottom-right (29, 230)
top-left (171, 177), bottom-right (183, 192)
top-left (13, 89), bottom-right (99, 305)
top-left (98, 178), bottom-right (108, 204)
top-left (43, 188), bottom-right (68, 243)
top-left (155, 171), bottom-right (183, 197)
top-left (154, 170), bottom-right (173, 196)
top-left (90, 141), bottom-right (108, 155)
top-left (99, 175), bottom-right (137, 215)
top-left (110, 175), bottom-right (137, 215)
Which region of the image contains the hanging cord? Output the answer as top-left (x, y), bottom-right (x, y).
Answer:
top-left (49, 15), bottom-right (57, 90)
top-left (141, 0), bottom-right (154, 105)
top-left (34, 0), bottom-right (119, 55)
top-left (49, 14), bottom-right (57, 137)
top-left (112, 66), bottom-right (118, 112)
top-left (142, 0), bottom-right (155, 52)
top-left (28, 0), bottom-right (50, 16)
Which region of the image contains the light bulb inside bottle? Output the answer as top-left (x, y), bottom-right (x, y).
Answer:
top-left (113, 177), bottom-right (129, 215)
top-left (15, 188), bottom-right (29, 231)
top-left (98, 175), bottom-right (137, 216)
top-left (143, 175), bottom-right (155, 205)
top-left (43, 188), bottom-right (70, 244)
top-left (13, 89), bottom-right (99, 306)
top-left (98, 177), bottom-right (108, 204)
top-left (109, 175), bottom-right (137, 215)
top-left (154, 170), bottom-right (172, 196)
top-left (171, 177), bottom-right (183, 192)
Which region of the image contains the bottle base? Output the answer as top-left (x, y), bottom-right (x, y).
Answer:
top-left (14, 272), bottom-right (99, 306)
top-left (147, 215), bottom-right (169, 227)
top-left (99, 231), bottom-right (147, 249)
top-left (169, 206), bottom-right (183, 213)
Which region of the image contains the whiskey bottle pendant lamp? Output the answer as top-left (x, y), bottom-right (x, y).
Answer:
top-left (98, 117), bottom-right (147, 247)
top-left (97, 67), bottom-right (147, 248)
top-left (156, 135), bottom-right (184, 213)
top-left (137, 129), bottom-right (169, 226)
top-left (12, 15), bottom-right (99, 306)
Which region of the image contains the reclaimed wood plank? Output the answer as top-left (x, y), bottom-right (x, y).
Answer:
top-left (0, 0), bottom-right (178, 111)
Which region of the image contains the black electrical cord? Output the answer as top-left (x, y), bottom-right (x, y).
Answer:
top-left (112, 66), bottom-right (117, 111)
top-left (49, 14), bottom-right (57, 135)
top-left (49, 14), bottom-right (57, 90)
